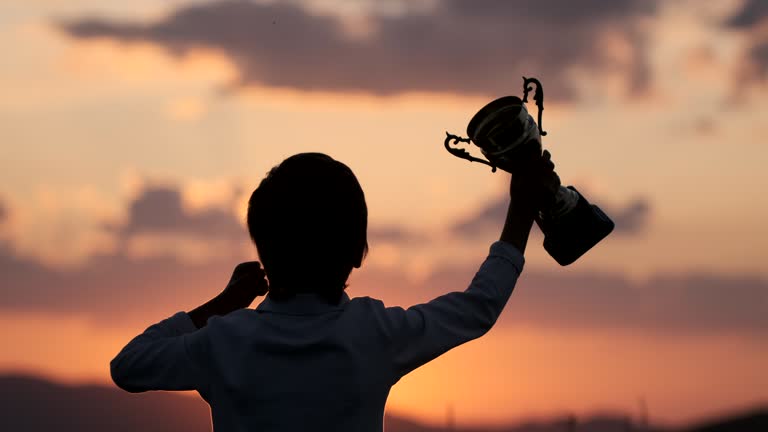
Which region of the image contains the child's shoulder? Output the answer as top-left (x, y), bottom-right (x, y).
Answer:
top-left (348, 295), bottom-right (387, 310)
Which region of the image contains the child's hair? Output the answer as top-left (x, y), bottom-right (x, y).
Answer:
top-left (247, 153), bottom-right (368, 303)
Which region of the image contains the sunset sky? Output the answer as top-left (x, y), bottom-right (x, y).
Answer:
top-left (1, 0), bottom-right (767, 428)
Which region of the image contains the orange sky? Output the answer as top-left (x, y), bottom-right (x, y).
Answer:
top-left (0, 0), bottom-right (767, 428)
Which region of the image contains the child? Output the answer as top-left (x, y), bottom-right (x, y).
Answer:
top-left (110, 151), bottom-right (557, 431)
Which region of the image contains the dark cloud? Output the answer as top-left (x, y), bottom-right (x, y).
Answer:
top-left (112, 184), bottom-right (431, 247)
top-left (747, 41), bottom-right (768, 80)
top-left (725, 0), bottom-right (768, 29)
top-left (59, 0), bottom-right (657, 99)
top-left (368, 225), bottom-right (428, 245)
top-left (0, 188), bottom-right (251, 322)
top-left (0, 241), bottom-right (242, 322)
top-left (602, 197), bottom-right (650, 235)
top-left (725, 0), bottom-right (768, 85)
top-left (451, 191), bottom-right (652, 238)
top-left (2, 190), bottom-right (761, 338)
top-left (106, 184), bottom-right (245, 242)
top-left (505, 270), bottom-right (768, 336)
top-left (0, 200), bottom-right (6, 224)
top-left (357, 264), bottom-right (768, 338)
top-left (1, 228), bottom-right (765, 338)
top-left (451, 194), bottom-right (508, 238)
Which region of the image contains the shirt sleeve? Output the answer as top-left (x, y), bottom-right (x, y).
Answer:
top-left (110, 311), bottom-right (210, 394)
top-left (381, 241), bottom-right (524, 380)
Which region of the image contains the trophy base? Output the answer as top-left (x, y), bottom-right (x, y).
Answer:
top-left (538, 187), bottom-right (614, 266)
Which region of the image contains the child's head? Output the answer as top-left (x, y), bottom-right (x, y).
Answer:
top-left (247, 153), bottom-right (368, 303)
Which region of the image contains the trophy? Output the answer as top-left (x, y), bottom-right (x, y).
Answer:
top-left (444, 77), bottom-right (614, 265)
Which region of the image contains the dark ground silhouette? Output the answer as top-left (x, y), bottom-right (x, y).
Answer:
top-left (1, 374), bottom-right (765, 432)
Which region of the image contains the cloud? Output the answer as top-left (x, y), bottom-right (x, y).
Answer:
top-left (0, 187), bottom-right (251, 321)
top-left (601, 197), bottom-right (650, 235)
top-left (58, 0), bottom-right (657, 99)
top-left (111, 183), bottom-right (430, 248)
top-left (451, 194), bottom-right (508, 238)
top-left (360, 263), bottom-right (768, 338)
top-left (106, 184), bottom-right (245, 242)
top-left (451, 191), bottom-right (652, 238)
top-left (725, 0), bottom-right (768, 86)
top-left (1, 223), bottom-right (765, 339)
top-left (1, 191), bottom-right (761, 338)
top-left (726, 0), bottom-right (768, 29)
top-left (505, 270), bottom-right (768, 336)
top-left (0, 240), bottom-right (241, 322)
top-left (0, 200), bottom-right (6, 224)
top-left (746, 41), bottom-right (768, 81)
top-left (368, 225), bottom-right (428, 245)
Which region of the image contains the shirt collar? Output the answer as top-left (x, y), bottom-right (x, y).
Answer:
top-left (255, 292), bottom-right (350, 316)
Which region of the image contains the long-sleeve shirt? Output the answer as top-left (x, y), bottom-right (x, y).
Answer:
top-left (110, 241), bottom-right (524, 432)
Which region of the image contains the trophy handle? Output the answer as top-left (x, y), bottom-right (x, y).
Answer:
top-left (522, 76), bottom-right (548, 137)
top-left (444, 132), bottom-right (497, 172)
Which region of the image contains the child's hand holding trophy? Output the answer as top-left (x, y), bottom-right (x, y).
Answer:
top-left (444, 77), bottom-right (614, 265)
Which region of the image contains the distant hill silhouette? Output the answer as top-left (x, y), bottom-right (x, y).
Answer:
top-left (0, 374), bottom-right (211, 432)
top-left (0, 374), bottom-right (764, 431)
top-left (681, 409), bottom-right (768, 432)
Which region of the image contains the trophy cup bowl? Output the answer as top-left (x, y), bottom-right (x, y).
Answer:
top-left (444, 77), bottom-right (614, 265)
top-left (467, 95), bottom-right (543, 174)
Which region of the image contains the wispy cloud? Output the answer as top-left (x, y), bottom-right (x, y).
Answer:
top-left (726, 0), bottom-right (768, 29)
top-left (364, 262), bottom-right (768, 338)
top-left (450, 190), bottom-right (652, 239)
top-left (601, 197), bottom-right (650, 235)
top-left (725, 0), bottom-right (768, 87)
top-left (3, 175), bottom-right (761, 338)
top-left (0, 199), bottom-right (7, 224)
top-left (105, 184), bottom-right (245, 242)
top-left (368, 225), bottom-right (428, 245)
top-left (1, 196), bottom-right (764, 338)
top-left (450, 193), bottom-right (508, 239)
top-left (58, 0), bottom-right (657, 99)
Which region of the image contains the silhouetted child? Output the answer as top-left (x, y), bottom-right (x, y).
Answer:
top-left (111, 152), bottom-right (557, 431)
